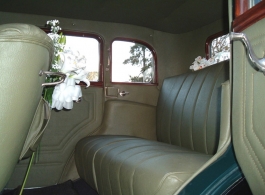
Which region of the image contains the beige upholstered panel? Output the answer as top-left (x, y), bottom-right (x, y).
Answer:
top-left (0, 23), bottom-right (53, 191)
top-left (156, 61), bottom-right (229, 154)
top-left (94, 100), bottom-right (157, 140)
top-left (6, 87), bottom-right (104, 188)
top-left (232, 18), bottom-right (265, 194)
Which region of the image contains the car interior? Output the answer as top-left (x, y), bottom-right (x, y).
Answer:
top-left (0, 0), bottom-right (265, 194)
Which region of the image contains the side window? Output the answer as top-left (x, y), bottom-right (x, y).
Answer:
top-left (43, 28), bottom-right (103, 86)
top-left (111, 39), bottom-right (156, 84)
top-left (63, 35), bottom-right (100, 82)
top-left (206, 32), bottom-right (230, 63)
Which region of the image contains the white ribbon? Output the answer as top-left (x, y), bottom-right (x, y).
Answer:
top-left (51, 77), bottom-right (82, 110)
top-left (51, 48), bottom-right (90, 110)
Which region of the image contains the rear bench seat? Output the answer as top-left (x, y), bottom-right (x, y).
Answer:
top-left (75, 61), bottom-right (229, 195)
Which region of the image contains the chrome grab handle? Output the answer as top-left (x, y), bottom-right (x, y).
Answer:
top-left (39, 70), bottom-right (67, 87)
top-left (119, 91), bottom-right (129, 96)
top-left (230, 32), bottom-right (265, 74)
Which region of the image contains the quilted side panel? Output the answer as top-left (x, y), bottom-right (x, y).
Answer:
top-left (232, 18), bottom-right (265, 194)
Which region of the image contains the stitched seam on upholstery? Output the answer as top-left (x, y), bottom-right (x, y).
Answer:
top-left (114, 142), bottom-right (165, 195)
top-left (204, 66), bottom-right (223, 154)
top-left (99, 145), bottom-right (123, 195)
top-left (131, 153), bottom-right (182, 194)
top-left (190, 71), bottom-right (209, 151)
top-left (241, 55), bottom-right (265, 183)
top-left (154, 172), bottom-right (192, 195)
top-left (158, 80), bottom-right (175, 142)
top-left (99, 142), bottom-right (124, 194)
top-left (168, 74), bottom-right (188, 145)
top-left (250, 73), bottom-right (265, 157)
top-left (83, 138), bottom-right (103, 185)
top-left (250, 73), bottom-right (265, 179)
top-left (248, 56), bottom-right (265, 151)
top-left (241, 51), bottom-right (264, 182)
top-left (179, 74), bottom-right (197, 148)
top-left (131, 153), bottom-right (164, 195)
top-left (167, 80), bottom-right (179, 145)
top-left (166, 80), bottom-right (177, 145)
top-left (104, 140), bottom-right (153, 194)
top-left (90, 137), bottom-right (136, 193)
top-left (153, 172), bottom-right (186, 195)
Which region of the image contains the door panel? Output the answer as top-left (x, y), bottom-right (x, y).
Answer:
top-left (95, 100), bottom-right (157, 140)
top-left (7, 87), bottom-right (104, 188)
top-left (232, 3), bottom-right (265, 194)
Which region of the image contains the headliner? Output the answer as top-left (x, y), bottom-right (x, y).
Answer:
top-left (0, 0), bottom-right (228, 34)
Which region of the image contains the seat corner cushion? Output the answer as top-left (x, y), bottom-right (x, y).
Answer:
top-left (75, 135), bottom-right (212, 195)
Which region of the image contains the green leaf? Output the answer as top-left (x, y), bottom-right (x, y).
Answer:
top-left (43, 87), bottom-right (55, 106)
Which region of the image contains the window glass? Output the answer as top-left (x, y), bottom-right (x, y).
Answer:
top-left (63, 35), bottom-right (100, 81)
top-left (210, 34), bottom-right (230, 62)
top-left (112, 40), bottom-right (155, 83)
top-left (250, 0), bottom-right (262, 7)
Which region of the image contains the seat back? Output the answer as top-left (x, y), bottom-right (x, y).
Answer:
top-left (156, 61), bottom-right (229, 155)
top-left (0, 23), bottom-right (53, 191)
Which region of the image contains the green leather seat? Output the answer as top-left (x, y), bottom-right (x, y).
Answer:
top-left (75, 61), bottom-right (229, 195)
top-left (0, 23), bottom-right (53, 191)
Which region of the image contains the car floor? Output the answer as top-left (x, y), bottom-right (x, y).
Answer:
top-left (2, 179), bottom-right (98, 195)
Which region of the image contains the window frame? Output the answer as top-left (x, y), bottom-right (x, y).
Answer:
top-left (110, 37), bottom-right (158, 86)
top-left (235, 0), bottom-right (263, 18)
top-left (205, 31), bottom-right (229, 60)
top-left (234, 0), bottom-right (265, 32)
top-left (42, 28), bottom-right (104, 87)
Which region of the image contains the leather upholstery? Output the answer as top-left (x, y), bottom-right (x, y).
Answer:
top-left (0, 23), bottom-right (53, 191)
top-left (19, 97), bottom-right (51, 160)
top-left (157, 62), bottom-right (229, 154)
top-left (76, 135), bottom-right (211, 195)
top-left (75, 61), bottom-right (229, 194)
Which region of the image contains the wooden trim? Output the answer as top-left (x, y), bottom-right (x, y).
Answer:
top-left (233, 1), bottom-right (265, 32)
top-left (205, 31), bottom-right (226, 59)
top-left (110, 37), bottom-right (158, 85)
top-left (235, 0), bottom-right (249, 17)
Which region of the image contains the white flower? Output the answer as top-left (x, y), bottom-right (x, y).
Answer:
top-left (190, 56), bottom-right (217, 71)
top-left (195, 56), bottom-right (202, 63)
top-left (208, 57), bottom-right (216, 65)
top-left (60, 48), bottom-right (90, 86)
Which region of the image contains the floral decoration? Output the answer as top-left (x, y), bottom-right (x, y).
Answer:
top-left (189, 56), bottom-right (216, 71)
top-left (43, 20), bottom-right (90, 110)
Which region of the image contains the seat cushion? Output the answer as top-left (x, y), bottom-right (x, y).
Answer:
top-left (75, 135), bottom-right (211, 195)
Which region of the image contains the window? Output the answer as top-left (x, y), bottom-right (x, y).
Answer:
top-left (111, 39), bottom-right (157, 84)
top-left (63, 35), bottom-right (100, 82)
top-left (206, 32), bottom-right (230, 63)
top-left (43, 28), bottom-right (103, 86)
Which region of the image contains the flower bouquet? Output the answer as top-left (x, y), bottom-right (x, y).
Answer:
top-left (43, 20), bottom-right (90, 110)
